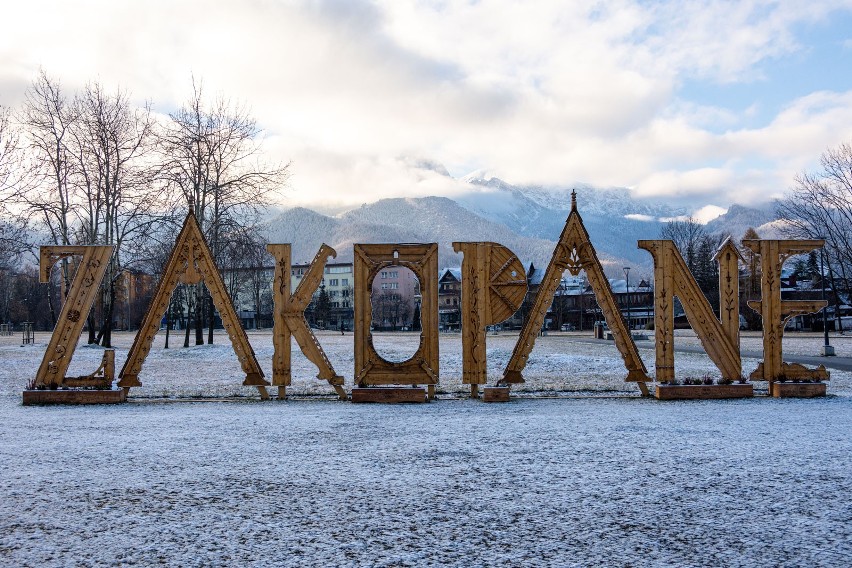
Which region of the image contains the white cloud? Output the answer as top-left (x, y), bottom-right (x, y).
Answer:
top-left (692, 205), bottom-right (728, 224)
top-left (2, 0), bottom-right (852, 212)
top-left (624, 214), bottom-right (655, 222)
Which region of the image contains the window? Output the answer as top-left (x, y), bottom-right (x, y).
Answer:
top-left (329, 279), bottom-right (339, 286)
top-left (329, 265), bottom-right (350, 274)
top-left (381, 283), bottom-right (388, 289)
top-left (390, 282), bottom-right (398, 289)
top-left (381, 272), bottom-right (387, 279)
top-left (341, 278), bottom-right (348, 286)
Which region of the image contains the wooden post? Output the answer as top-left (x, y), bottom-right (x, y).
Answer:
top-left (714, 237), bottom-right (743, 348)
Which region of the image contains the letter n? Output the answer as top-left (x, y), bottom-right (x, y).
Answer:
top-left (638, 239), bottom-right (740, 382)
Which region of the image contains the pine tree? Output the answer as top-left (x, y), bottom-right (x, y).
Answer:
top-left (316, 284), bottom-right (331, 330)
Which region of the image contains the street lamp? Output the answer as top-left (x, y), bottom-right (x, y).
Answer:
top-left (623, 266), bottom-right (631, 333)
top-left (819, 240), bottom-right (835, 356)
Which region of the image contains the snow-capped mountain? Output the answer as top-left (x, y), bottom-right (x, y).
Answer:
top-left (263, 170), bottom-right (780, 275)
top-left (455, 173), bottom-right (686, 264)
top-left (263, 196), bottom-right (584, 268)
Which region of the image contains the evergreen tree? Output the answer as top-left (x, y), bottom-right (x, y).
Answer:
top-left (316, 284), bottom-right (331, 330)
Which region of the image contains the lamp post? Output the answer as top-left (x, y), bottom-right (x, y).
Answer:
top-left (623, 266), bottom-right (631, 333)
top-left (819, 240), bottom-right (835, 356)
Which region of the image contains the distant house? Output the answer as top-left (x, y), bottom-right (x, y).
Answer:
top-left (438, 268), bottom-right (461, 331)
top-left (370, 266), bottom-right (420, 331)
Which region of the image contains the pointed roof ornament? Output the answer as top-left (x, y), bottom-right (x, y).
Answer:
top-left (571, 189), bottom-right (577, 212)
top-left (188, 202), bottom-right (195, 217)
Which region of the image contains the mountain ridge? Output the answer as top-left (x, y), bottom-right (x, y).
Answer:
top-left (263, 180), bottom-right (779, 276)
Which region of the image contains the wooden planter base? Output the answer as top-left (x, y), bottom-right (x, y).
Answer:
top-left (351, 387), bottom-right (427, 403)
top-left (770, 382), bottom-right (827, 398)
top-left (23, 389), bottom-right (127, 406)
top-left (655, 383), bottom-right (753, 400)
top-left (483, 386), bottom-right (511, 402)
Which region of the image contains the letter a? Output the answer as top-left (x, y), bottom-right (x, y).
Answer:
top-left (118, 210), bottom-right (269, 398)
top-left (503, 191), bottom-right (651, 395)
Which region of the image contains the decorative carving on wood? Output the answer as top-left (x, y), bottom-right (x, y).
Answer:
top-left (502, 191), bottom-right (650, 394)
top-left (118, 211), bottom-right (269, 398)
top-left (638, 240), bottom-right (741, 382)
top-left (353, 243), bottom-right (439, 394)
top-left (34, 245), bottom-right (114, 388)
top-left (742, 239), bottom-right (829, 383)
top-left (267, 243), bottom-right (346, 400)
top-left (713, 237), bottom-right (744, 347)
top-left (452, 242), bottom-right (526, 395)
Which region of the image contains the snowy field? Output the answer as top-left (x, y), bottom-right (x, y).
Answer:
top-left (1, 330), bottom-right (851, 566)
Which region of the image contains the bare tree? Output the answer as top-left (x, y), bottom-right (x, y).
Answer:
top-left (0, 103), bottom-right (30, 268)
top-left (17, 71), bottom-right (78, 301)
top-left (660, 216), bottom-right (706, 271)
top-left (67, 81), bottom-right (159, 346)
top-left (158, 79), bottom-right (289, 344)
top-left (777, 141), bottom-right (852, 330)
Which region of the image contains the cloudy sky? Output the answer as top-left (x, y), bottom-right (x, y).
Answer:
top-left (2, 0), bottom-right (852, 219)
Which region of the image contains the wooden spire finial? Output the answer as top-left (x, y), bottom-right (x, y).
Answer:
top-left (571, 189), bottom-right (577, 212)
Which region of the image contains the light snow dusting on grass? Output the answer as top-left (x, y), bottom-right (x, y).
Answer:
top-left (1, 330), bottom-right (851, 566)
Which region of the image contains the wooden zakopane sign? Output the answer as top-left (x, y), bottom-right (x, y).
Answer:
top-left (502, 191), bottom-right (651, 395)
top-left (353, 243), bottom-right (439, 400)
top-left (118, 211), bottom-right (269, 398)
top-left (452, 241), bottom-right (526, 397)
top-left (30, 196), bottom-right (833, 404)
top-left (267, 243), bottom-right (345, 400)
top-left (32, 245), bottom-right (115, 389)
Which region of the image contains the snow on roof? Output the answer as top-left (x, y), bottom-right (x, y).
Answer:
top-left (439, 267), bottom-right (461, 282)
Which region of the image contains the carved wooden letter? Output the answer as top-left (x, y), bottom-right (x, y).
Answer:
top-left (353, 244), bottom-right (439, 393)
top-left (267, 243), bottom-right (346, 400)
top-left (742, 239), bottom-right (829, 383)
top-left (502, 191), bottom-right (650, 394)
top-left (118, 211), bottom-right (269, 398)
top-left (34, 245), bottom-right (114, 388)
top-left (452, 242), bottom-right (526, 394)
top-left (637, 240), bottom-right (741, 382)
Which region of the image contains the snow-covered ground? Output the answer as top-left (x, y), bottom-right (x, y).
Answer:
top-left (1, 330), bottom-right (850, 566)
